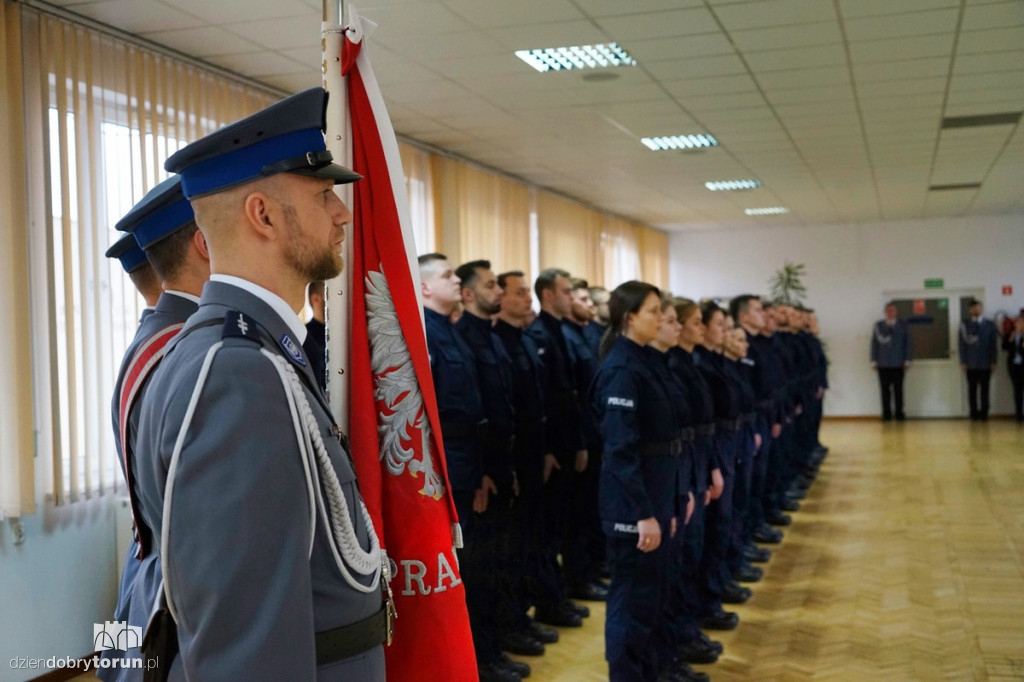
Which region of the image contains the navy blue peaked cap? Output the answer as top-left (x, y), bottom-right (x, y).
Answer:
top-left (115, 175), bottom-right (195, 250)
top-left (164, 87), bottom-right (361, 199)
top-left (105, 232), bottom-right (149, 273)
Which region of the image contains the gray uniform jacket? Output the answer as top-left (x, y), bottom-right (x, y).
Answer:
top-left (135, 281), bottom-right (384, 681)
top-left (101, 293), bottom-right (197, 682)
top-left (870, 319), bottom-right (910, 368)
top-left (959, 317), bottom-right (998, 369)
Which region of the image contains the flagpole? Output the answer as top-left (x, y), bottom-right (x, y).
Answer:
top-left (323, 0), bottom-right (351, 426)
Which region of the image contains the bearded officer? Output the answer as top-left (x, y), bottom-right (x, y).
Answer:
top-left (136, 88), bottom-right (387, 681)
top-left (99, 176), bottom-right (209, 681)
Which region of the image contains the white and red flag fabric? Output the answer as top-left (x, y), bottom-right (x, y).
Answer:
top-left (325, 6), bottom-right (477, 680)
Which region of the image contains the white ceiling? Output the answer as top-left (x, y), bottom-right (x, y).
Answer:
top-left (44, 0), bottom-right (1024, 231)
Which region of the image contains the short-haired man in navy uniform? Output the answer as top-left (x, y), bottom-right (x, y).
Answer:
top-left (99, 176), bottom-right (209, 681)
top-left (527, 268), bottom-right (591, 628)
top-left (493, 269), bottom-right (562, 654)
top-left (563, 276), bottom-right (608, 602)
top-left (871, 302), bottom-right (911, 421)
top-left (138, 88), bottom-right (387, 681)
top-left (959, 299), bottom-right (999, 421)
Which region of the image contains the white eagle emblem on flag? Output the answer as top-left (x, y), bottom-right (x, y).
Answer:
top-left (365, 267), bottom-right (444, 500)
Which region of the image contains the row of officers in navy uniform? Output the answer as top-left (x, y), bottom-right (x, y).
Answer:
top-left (418, 254), bottom-right (831, 682)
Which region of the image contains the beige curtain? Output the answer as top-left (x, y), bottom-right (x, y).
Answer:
top-left (432, 157), bottom-right (531, 273)
top-left (398, 141), bottom-right (437, 254)
top-left (638, 226), bottom-right (669, 290)
top-left (0, 2), bottom-right (35, 517)
top-left (18, 7), bottom-right (275, 505)
top-left (536, 191), bottom-right (602, 284)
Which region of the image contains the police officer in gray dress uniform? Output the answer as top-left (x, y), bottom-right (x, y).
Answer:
top-left (959, 299), bottom-right (999, 421)
top-left (870, 302), bottom-right (911, 421)
top-left (136, 88), bottom-right (387, 681)
top-left (100, 177), bottom-right (209, 681)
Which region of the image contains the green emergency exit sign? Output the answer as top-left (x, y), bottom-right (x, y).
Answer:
top-left (924, 278), bottom-right (944, 289)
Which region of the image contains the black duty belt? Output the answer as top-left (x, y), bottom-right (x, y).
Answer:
top-left (639, 437), bottom-right (683, 457)
top-left (694, 423), bottom-right (716, 437)
top-left (716, 418), bottom-right (741, 432)
top-left (679, 427), bottom-right (695, 443)
top-left (315, 605), bottom-right (388, 665)
top-left (441, 419), bottom-right (488, 440)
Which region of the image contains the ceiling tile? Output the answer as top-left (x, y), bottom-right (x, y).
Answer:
top-left (712, 0), bottom-right (837, 30)
top-left (596, 7), bottom-right (721, 40)
top-left (757, 66), bottom-right (850, 90)
top-left (844, 8), bottom-right (960, 42)
top-left (961, 1), bottom-right (1024, 31)
top-left (160, 0), bottom-right (311, 24)
top-left (574, 0), bottom-right (704, 17)
top-left (848, 33), bottom-right (956, 64)
top-left (663, 74), bottom-right (760, 97)
top-left (140, 25), bottom-right (262, 58)
top-left (838, 0), bottom-right (959, 19)
top-left (644, 54), bottom-right (748, 80)
top-left (213, 51), bottom-right (307, 77)
top-left (952, 51), bottom-right (1024, 76)
top-left (627, 33), bottom-right (736, 61)
top-left (443, 0), bottom-right (582, 27)
top-left (730, 21), bottom-right (843, 51)
top-left (745, 44), bottom-right (848, 72)
top-left (852, 57), bottom-right (951, 82)
top-left (488, 20), bottom-right (609, 50)
top-left (223, 15), bottom-right (323, 51)
top-left (70, 0), bottom-right (204, 32)
top-left (957, 27), bottom-right (1024, 55)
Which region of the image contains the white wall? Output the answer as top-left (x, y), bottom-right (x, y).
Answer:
top-left (0, 496), bottom-right (118, 682)
top-left (669, 213), bottom-right (1024, 417)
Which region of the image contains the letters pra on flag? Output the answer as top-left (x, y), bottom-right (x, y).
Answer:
top-left (340, 8), bottom-right (477, 681)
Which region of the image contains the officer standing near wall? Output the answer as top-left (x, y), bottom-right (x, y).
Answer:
top-left (959, 299), bottom-right (998, 421)
top-left (870, 302), bottom-right (911, 421)
top-left (138, 88), bottom-right (387, 681)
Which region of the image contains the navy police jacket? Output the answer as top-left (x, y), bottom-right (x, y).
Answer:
top-left (425, 307), bottom-right (485, 492)
top-left (493, 318), bottom-right (547, 491)
top-left (592, 336), bottom-right (686, 538)
top-left (562, 319), bottom-right (601, 447)
top-left (455, 312), bottom-right (516, 488)
top-left (649, 346), bottom-right (695, 500)
top-left (527, 311), bottom-right (584, 455)
top-left (667, 346), bottom-right (713, 494)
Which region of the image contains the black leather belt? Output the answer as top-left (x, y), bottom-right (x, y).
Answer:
top-left (695, 423), bottom-right (715, 437)
top-left (716, 418), bottom-right (741, 432)
top-left (315, 605), bottom-right (388, 665)
top-left (679, 427), bottom-right (695, 443)
top-left (639, 437), bottom-right (683, 457)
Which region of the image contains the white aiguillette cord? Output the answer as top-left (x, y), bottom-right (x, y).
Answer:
top-left (159, 342), bottom-right (385, 624)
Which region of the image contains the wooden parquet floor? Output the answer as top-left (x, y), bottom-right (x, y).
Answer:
top-left (513, 419), bottom-right (1024, 681)
top-left (73, 420), bottom-right (1024, 682)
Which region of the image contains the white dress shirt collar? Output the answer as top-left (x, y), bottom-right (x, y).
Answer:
top-left (210, 274), bottom-right (307, 344)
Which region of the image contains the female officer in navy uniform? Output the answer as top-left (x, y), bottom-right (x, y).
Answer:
top-left (668, 299), bottom-right (736, 647)
top-left (692, 303), bottom-right (752, 624)
top-left (592, 281), bottom-right (686, 681)
top-left (647, 298), bottom-right (711, 682)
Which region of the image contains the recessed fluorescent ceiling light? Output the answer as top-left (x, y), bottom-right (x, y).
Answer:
top-left (745, 207), bottom-right (789, 216)
top-left (515, 43), bottom-right (636, 72)
top-left (641, 134), bottom-right (718, 151)
top-left (705, 179), bottom-right (761, 191)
